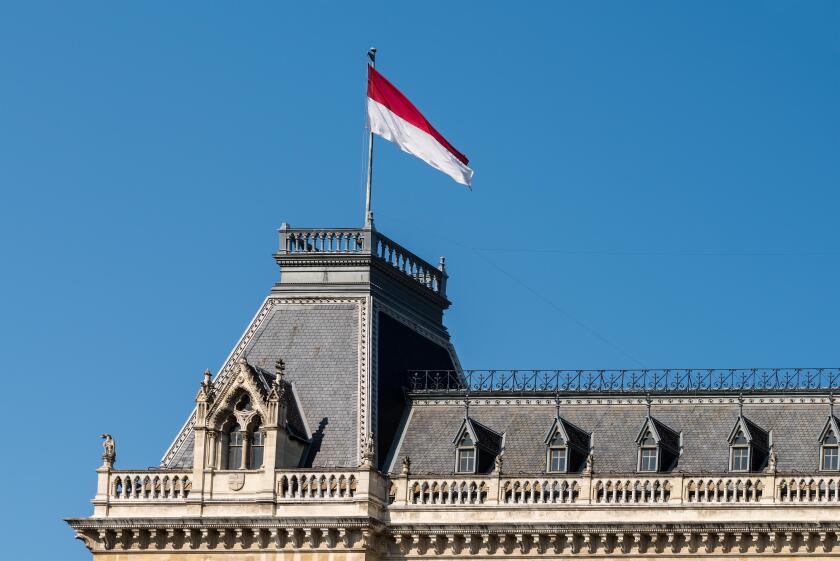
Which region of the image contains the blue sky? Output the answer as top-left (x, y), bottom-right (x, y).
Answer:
top-left (1, 2), bottom-right (838, 559)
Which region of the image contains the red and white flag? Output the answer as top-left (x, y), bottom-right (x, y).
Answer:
top-left (367, 66), bottom-right (473, 187)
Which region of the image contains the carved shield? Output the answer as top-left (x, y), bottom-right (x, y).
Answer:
top-left (228, 473), bottom-right (245, 491)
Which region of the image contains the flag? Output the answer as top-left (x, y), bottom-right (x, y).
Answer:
top-left (367, 66), bottom-right (473, 187)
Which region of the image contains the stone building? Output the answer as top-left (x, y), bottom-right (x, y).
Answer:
top-left (68, 224), bottom-right (840, 559)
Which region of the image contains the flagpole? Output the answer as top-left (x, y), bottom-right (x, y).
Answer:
top-left (364, 48), bottom-right (376, 227)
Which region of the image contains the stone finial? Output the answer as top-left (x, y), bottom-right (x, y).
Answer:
top-left (269, 358), bottom-right (286, 402)
top-left (203, 369), bottom-right (212, 386)
top-left (438, 256), bottom-right (446, 272)
top-left (100, 433), bottom-right (116, 468)
top-left (401, 456), bottom-right (411, 475)
top-left (360, 432), bottom-right (375, 468)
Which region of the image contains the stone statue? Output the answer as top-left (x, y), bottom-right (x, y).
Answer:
top-left (101, 433), bottom-right (116, 468)
top-left (401, 456), bottom-right (411, 475)
top-left (494, 452), bottom-right (504, 474)
top-left (766, 448), bottom-right (777, 474)
top-left (361, 432), bottom-right (375, 467)
top-left (583, 451), bottom-right (594, 476)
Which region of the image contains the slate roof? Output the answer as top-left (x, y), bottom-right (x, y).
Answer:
top-left (167, 302), bottom-right (360, 469)
top-left (393, 399), bottom-right (829, 474)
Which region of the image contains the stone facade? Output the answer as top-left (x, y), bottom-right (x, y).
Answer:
top-left (67, 225), bottom-right (840, 559)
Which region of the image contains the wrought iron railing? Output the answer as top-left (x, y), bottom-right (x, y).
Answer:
top-left (407, 368), bottom-right (840, 394)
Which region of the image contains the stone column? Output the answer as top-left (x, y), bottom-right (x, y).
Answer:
top-left (239, 430), bottom-right (249, 470)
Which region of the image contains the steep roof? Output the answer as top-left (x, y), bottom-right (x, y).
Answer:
top-left (166, 300), bottom-right (361, 469)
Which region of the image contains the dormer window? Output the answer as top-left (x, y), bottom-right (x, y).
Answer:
top-left (547, 433), bottom-right (568, 473)
top-left (452, 413), bottom-right (503, 475)
top-left (456, 433), bottom-right (477, 473)
top-left (730, 429), bottom-right (750, 472)
top-left (638, 430), bottom-right (659, 472)
top-left (544, 414), bottom-right (590, 473)
top-left (634, 415), bottom-right (679, 473)
top-left (819, 415), bottom-right (840, 471)
top-left (727, 413), bottom-right (769, 472)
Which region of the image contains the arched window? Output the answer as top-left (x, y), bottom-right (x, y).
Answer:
top-left (249, 423), bottom-right (265, 469)
top-left (822, 427), bottom-right (839, 471)
top-left (227, 422), bottom-right (243, 470)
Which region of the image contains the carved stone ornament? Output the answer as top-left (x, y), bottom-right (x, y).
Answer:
top-left (765, 447), bottom-right (778, 474)
top-left (228, 472), bottom-right (246, 491)
top-left (583, 451), bottom-right (594, 475)
top-left (100, 434), bottom-right (116, 468)
top-left (361, 432), bottom-right (375, 467)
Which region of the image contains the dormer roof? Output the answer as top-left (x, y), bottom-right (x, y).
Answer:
top-left (453, 416), bottom-right (503, 454)
top-left (728, 415), bottom-right (769, 450)
top-left (635, 416), bottom-right (680, 453)
top-left (544, 416), bottom-right (591, 452)
top-left (819, 415), bottom-right (840, 443)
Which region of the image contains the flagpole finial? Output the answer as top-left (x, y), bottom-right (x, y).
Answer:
top-left (367, 47), bottom-right (377, 65)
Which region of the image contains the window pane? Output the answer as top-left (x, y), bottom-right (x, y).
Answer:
top-left (823, 447), bottom-right (839, 470)
top-left (250, 443), bottom-right (264, 468)
top-left (732, 447), bottom-right (749, 471)
top-left (227, 446), bottom-right (242, 470)
top-left (549, 448), bottom-right (566, 472)
top-left (640, 448), bottom-right (657, 472)
top-left (458, 448), bottom-right (475, 473)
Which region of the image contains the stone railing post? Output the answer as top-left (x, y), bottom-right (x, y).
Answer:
top-left (363, 225), bottom-right (376, 255)
top-left (391, 472), bottom-right (409, 506)
top-left (487, 472), bottom-right (501, 505)
top-left (760, 474), bottom-right (776, 504)
top-left (93, 465), bottom-right (111, 516)
top-left (579, 474), bottom-right (593, 505)
top-left (669, 474), bottom-right (684, 505)
top-left (356, 467), bottom-right (389, 506)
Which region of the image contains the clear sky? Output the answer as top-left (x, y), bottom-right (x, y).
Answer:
top-left (1, 2), bottom-right (838, 559)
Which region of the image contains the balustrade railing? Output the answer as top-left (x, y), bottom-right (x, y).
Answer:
top-left (276, 471), bottom-right (357, 501)
top-left (593, 477), bottom-right (671, 504)
top-left (408, 478), bottom-right (489, 505)
top-left (277, 225), bottom-right (447, 297)
top-left (684, 477), bottom-right (764, 503)
top-left (502, 478), bottom-right (579, 504)
top-left (778, 477), bottom-right (840, 503)
top-left (99, 468), bottom-right (840, 509)
top-left (111, 471), bottom-right (191, 501)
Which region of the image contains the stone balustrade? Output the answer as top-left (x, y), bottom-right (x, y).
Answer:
top-left (109, 471), bottom-right (192, 501)
top-left (407, 477), bottom-right (490, 505)
top-left (593, 477), bottom-right (671, 504)
top-left (277, 471), bottom-right (358, 501)
top-left (277, 225), bottom-right (447, 298)
top-left (684, 476), bottom-right (764, 503)
top-left (502, 477), bottom-right (580, 504)
top-left (778, 476), bottom-right (840, 502)
top-left (94, 467), bottom-right (840, 510)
